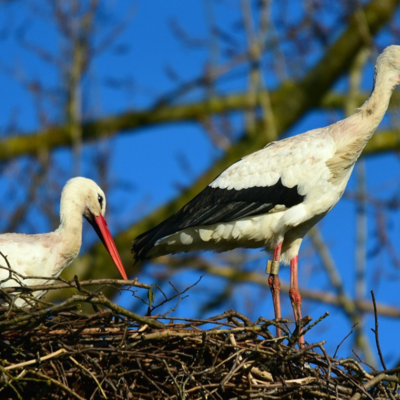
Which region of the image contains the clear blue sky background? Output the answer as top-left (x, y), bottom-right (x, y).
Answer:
top-left (1, 1), bottom-right (400, 367)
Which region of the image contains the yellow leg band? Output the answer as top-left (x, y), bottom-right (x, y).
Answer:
top-left (266, 260), bottom-right (280, 275)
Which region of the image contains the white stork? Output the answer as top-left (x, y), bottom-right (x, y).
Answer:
top-left (0, 177), bottom-right (128, 305)
top-left (132, 45), bottom-right (400, 343)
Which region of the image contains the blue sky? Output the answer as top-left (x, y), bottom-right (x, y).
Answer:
top-left (1, 1), bottom-right (400, 367)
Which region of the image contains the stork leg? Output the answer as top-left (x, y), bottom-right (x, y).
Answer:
top-left (268, 243), bottom-right (282, 337)
top-left (289, 255), bottom-right (304, 347)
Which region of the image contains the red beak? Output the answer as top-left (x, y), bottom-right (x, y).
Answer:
top-left (88, 215), bottom-right (128, 280)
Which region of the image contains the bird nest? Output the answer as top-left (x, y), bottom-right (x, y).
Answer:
top-left (0, 278), bottom-right (399, 400)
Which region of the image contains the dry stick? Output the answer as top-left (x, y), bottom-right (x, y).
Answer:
top-left (333, 323), bottom-right (357, 359)
top-left (302, 312), bottom-right (329, 334)
top-left (4, 348), bottom-right (68, 371)
top-left (220, 334), bottom-right (248, 388)
top-left (283, 341), bottom-right (326, 362)
top-left (153, 276), bottom-right (203, 316)
top-left (0, 252), bottom-right (22, 312)
top-left (220, 354), bottom-right (248, 388)
top-left (28, 370), bottom-right (86, 400)
top-left (0, 366), bottom-right (24, 400)
top-left (163, 359), bottom-right (185, 399)
top-left (71, 293), bottom-right (165, 329)
top-left (349, 373), bottom-right (398, 400)
top-left (370, 290), bottom-right (387, 371)
top-left (69, 356), bottom-right (108, 399)
top-left (338, 358), bottom-right (371, 377)
top-left (370, 366), bottom-right (400, 376)
top-left (153, 314), bottom-right (246, 329)
top-left (258, 316), bottom-right (291, 337)
top-left (0, 278), bottom-right (150, 294)
top-left (0, 302), bottom-right (81, 329)
top-left (48, 325), bottom-right (266, 343)
top-left (291, 312), bottom-right (329, 346)
top-left (0, 293), bottom-right (164, 330)
top-left (317, 343), bottom-right (332, 382)
top-left (0, 251), bottom-right (14, 281)
top-left (136, 325), bottom-right (264, 341)
top-left (334, 369), bottom-right (374, 400)
top-left (48, 326), bottom-right (126, 336)
top-left (136, 359), bottom-right (172, 399)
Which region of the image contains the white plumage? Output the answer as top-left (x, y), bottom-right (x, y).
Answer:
top-left (132, 45), bottom-right (400, 343)
top-left (144, 133), bottom-right (339, 262)
top-left (0, 177), bottom-right (128, 305)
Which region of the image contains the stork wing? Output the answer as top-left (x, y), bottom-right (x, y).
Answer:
top-left (132, 179), bottom-right (304, 262)
top-left (132, 130), bottom-right (335, 261)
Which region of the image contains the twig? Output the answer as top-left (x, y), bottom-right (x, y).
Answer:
top-left (163, 359), bottom-right (185, 399)
top-left (370, 290), bottom-right (387, 370)
top-left (338, 358), bottom-right (372, 377)
top-left (317, 343), bottom-right (332, 382)
top-left (290, 313), bottom-right (328, 346)
top-left (0, 302), bottom-right (81, 329)
top-left (5, 349), bottom-right (68, 371)
top-left (0, 278), bottom-right (150, 294)
top-left (349, 373), bottom-right (397, 400)
top-left (150, 276), bottom-right (203, 316)
top-left (136, 359), bottom-right (172, 399)
top-left (28, 370), bottom-right (86, 400)
top-left (333, 323), bottom-right (357, 358)
top-left (70, 356), bottom-right (108, 399)
top-left (283, 341), bottom-right (326, 361)
top-left (48, 327), bottom-right (125, 336)
top-left (71, 293), bottom-right (165, 329)
top-left (135, 325), bottom-right (263, 341)
top-left (0, 293), bottom-right (164, 330)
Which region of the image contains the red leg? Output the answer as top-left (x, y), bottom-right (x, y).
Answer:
top-left (273, 244), bottom-right (282, 261)
top-left (289, 255), bottom-right (304, 347)
top-left (268, 243), bottom-right (282, 337)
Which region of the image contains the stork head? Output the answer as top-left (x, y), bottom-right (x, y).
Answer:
top-left (61, 177), bottom-right (128, 280)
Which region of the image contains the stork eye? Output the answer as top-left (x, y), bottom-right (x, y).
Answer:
top-left (98, 194), bottom-right (104, 209)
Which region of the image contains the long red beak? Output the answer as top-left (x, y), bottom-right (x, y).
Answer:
top-left (89, 215), bottom-right (128, 280)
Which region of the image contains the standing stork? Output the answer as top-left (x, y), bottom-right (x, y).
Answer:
top-left (132, 45), bottom-right (400, 343)
top-left (0, 177), bottom-right (128, 305)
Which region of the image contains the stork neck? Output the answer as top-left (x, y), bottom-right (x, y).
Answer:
top-left (59, 211), bottom-right (83, 236)
top-left (328, 66), bottom-right (397, 178)
top-left (333, 66), bottom-right (397, 153)
top-left (357, 68), bottom-right (396, 127)
top-left (57, 198), bottom-right (84, 257)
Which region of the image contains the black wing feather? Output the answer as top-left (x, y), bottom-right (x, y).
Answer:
top-left (132, 178), bottom-right (304, 261)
